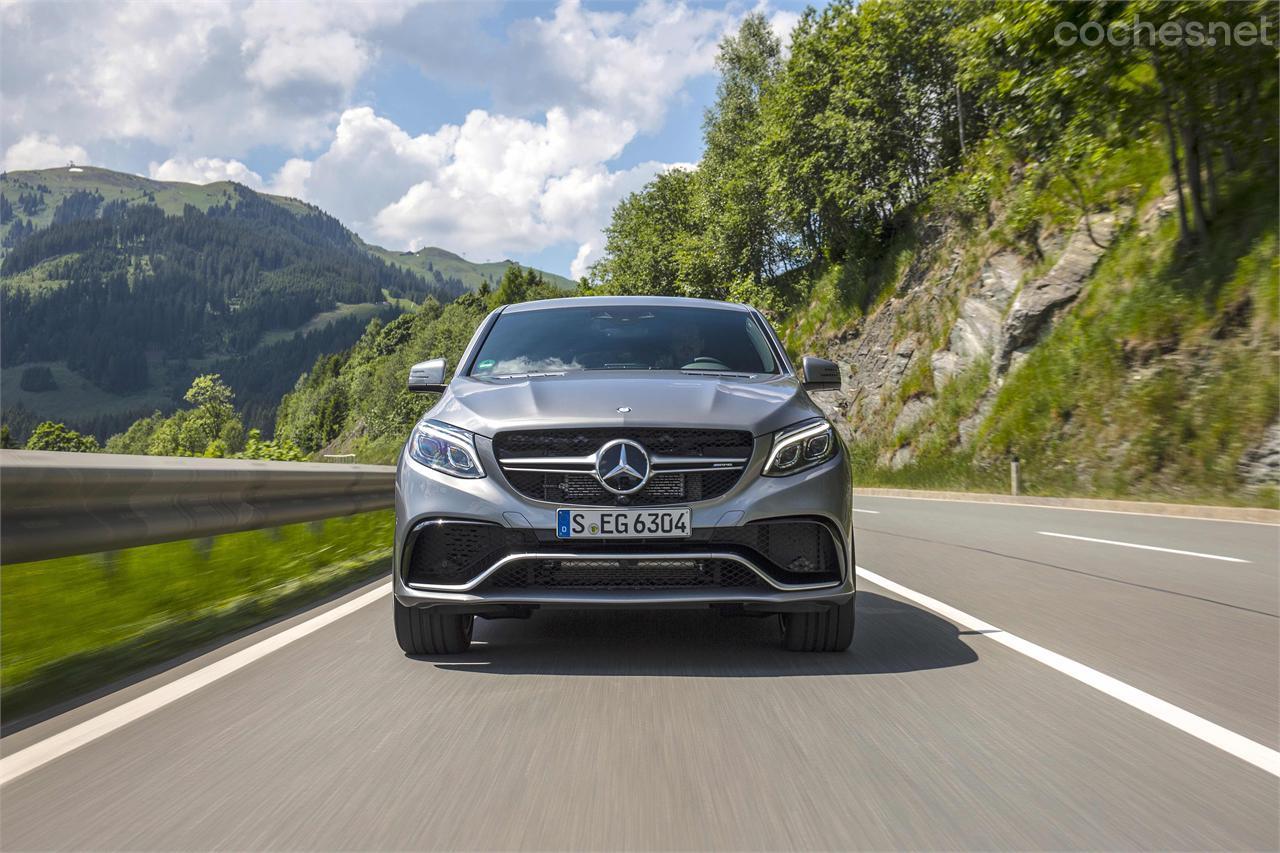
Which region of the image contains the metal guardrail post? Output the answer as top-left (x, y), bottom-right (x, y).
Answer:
top-left (0, 450), bottom-right (396, 564)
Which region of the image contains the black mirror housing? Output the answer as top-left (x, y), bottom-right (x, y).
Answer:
top-left (408, 358), bottom-right (448, 393)
top-left (801, 356), bottom-right (841, 391)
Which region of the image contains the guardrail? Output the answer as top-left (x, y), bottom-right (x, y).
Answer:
top-left (0, 450), bottom-right (396, 564)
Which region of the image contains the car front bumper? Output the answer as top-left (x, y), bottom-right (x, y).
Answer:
top-left (393, 433), bottom-right (854, 612)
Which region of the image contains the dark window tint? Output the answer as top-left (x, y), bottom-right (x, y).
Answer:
top-left (470, 306), bottom-right (779, 376)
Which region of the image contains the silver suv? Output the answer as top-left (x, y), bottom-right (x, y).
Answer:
top-left (393, 296), bottom-right (854, 653)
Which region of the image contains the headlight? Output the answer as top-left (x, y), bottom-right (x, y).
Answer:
top-left (407, 420), bottom-right (484, 479)
top-left (763, 418), bottom-right (838, 476)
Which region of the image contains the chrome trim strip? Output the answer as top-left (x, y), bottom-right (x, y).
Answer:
top-left (406, 550), bottom-right (840, 594)
top-left (496, 454), bottom-right (597, 469)
top-left (496, 454), bottom-right (748, 470)
top-left (651, 455), bottom-right (748, 467)
top-left (501, 464), bottom-right (746, 475)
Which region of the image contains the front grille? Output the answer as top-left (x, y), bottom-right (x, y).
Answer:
top-left (495, 428), bottom-right (753, 458)
top-left (481, 557), bottom-right (765, 590)
top-left (494, 428), bottom-right (753, 506)
top-left (502, 470), bottom-right (742, 505)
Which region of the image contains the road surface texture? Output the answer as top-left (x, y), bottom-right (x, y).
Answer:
top-left (3, 494), bottom-right (1277, 850)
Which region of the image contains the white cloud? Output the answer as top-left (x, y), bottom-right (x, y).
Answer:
top-left (278, 103), bottom-right (675, 272)
top-left (149, 157), bottom-right (264, 188)
top-left (767, 8), bottom-right (801, 52)
top-left (1, 0), bottom-right (781, 275)
top-left (0, 0), bottom-right (414, 157)
top-left (260, 0), bottom-right (734, 274)
top-left (268, 158), bottom-right (313, 199)
top-left (490, 0), bottom-right (734, 130)
top-left (2, 133), bottom-right (90, 171)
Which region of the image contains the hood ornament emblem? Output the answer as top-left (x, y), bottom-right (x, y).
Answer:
top-left (616, 406), bottom-right (631, 413)
top-left (595, 439), bottom-right (650, 495)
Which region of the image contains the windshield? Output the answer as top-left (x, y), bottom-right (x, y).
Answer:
top-left (469, 305), bottom-right (780, 377)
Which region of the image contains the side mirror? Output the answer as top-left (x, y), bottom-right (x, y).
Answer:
top-left (408, 358), bottom-right (447, 393)
top-left (801, 356), bottom-right (841, 392)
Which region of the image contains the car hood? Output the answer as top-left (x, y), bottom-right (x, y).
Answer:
top-left (428, 371), bottom-right (823, 438)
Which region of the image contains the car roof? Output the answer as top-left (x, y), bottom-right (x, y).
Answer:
top-left (500, 295), bottom-right (752, 314)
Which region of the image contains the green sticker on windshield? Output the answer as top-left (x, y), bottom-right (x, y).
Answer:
top-left (477, 359), bottom-right (496, 371)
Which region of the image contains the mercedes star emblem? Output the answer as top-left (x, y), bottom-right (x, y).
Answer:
top-left (595, 438), bottom-right (650, 495)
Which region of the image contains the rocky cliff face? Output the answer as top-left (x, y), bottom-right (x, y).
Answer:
top-left (813, 209), bottom-right (1121, 468)
top-left (803, 188), bottom-right (1278, 496)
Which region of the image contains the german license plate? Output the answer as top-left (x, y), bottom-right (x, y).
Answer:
top-left (556, 508), bottom-right (691, 539)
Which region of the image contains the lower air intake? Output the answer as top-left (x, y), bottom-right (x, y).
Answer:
top-left (482, 558), bottom-right (765, 590)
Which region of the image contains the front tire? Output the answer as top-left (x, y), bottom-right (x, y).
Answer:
top-left (781, 599), bottom-right (855, 652)
top-left (395, 599), bottom-right (473, 654)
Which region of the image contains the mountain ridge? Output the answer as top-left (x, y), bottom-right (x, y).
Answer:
top-left (0, 165), bottom-right (575, 287)
top-left (0, 165), bottom-right (575, 440)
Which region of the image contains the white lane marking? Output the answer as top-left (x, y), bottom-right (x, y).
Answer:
top-left (855, 566), bottom-right (1280, 778)
top-left (1038, 531), bottom-right (1250, 563)
top-left (852, 508), bottom-right (880, 514)
top-left (856, 493), bottom-right (1278, 526)
top-left (1, 583), bottom-right (389, 786)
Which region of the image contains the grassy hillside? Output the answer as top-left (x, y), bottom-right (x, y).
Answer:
top-left (0, 167), bottom-right (571, 440)
top-left (273, 266), bottom-right (562, 463)
top-left (2, 166), bottom-right (574, 291)
top-left (783, 139), bottom-right (1279, 507)
top-left (0, 165), bottom-right (310, 243)
top-left (0, 170), bottom-right (451, 439)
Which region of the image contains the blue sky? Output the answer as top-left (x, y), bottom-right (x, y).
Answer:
top-left (1, 0), bottom-right (807, 278)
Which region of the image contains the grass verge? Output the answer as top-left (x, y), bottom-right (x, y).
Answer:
top-left (1, 510), bottom-right (392, 722)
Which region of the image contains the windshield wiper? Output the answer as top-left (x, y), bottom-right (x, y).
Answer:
top-left (680, 370), bottom-right (757, 378)
top-left (491, 371), bottom-right (567, 379)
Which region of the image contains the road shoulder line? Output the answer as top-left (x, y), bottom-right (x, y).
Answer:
top-left (855, 566), bottom-right (1280, 778)
top-left (0, 583), bottom-right (390, 786)
top-left (854, 489), bottom-right (1280, 525)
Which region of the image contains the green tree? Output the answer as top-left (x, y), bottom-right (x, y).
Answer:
top-left (762, 0), bottom-right (979, 261)
top-left (25, 421), bottom-right (99, 453)
top-left (491, 265), bottom-right (548, 307)
top-left (700, 13), bottom-right (788, 286)
top-left (104, 411), bottom-right (164, 455)
top-left (19, 366), bottom-right (58, 392)
top-left (235, 429), bottom-right (308, 462)
top-left (956, 0), bottom-right (1277, 247)
top-left (589, 168), bottom-right (717, 297)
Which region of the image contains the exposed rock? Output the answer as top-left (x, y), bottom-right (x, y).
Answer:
top-left (1238, 422), bottom-right (1280, 488)
top-left (893, 396), bottom-right (934, 436)
top-left (889, 444), bottom-right (914, 470)
top-left (1138, 190), bottom-right (1180, 237)
top-left (957, 393), bottom-right (995, 448)
top-left (993, 211), bottom-right (1122, 376)
top-left (931, 252), bottom-right (1023, 387)
top-left (815, 305), bottom-right (928, 441)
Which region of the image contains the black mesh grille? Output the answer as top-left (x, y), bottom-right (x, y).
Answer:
top-left (402, 518), bottom-right (842, 589)
top-left (495, 428), bottom-right (753, 458)
top-left (710, 520), bottom-right (841, 583)
top-left (404, 522), bottom-right (534, 586)
top-left (482, 558), bottom-right (765, 590)
top-left (495, 428), bottom-right (752, 506)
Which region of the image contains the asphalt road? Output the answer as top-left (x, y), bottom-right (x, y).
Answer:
top-left (2, 495), bottom-right (1277, 850)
